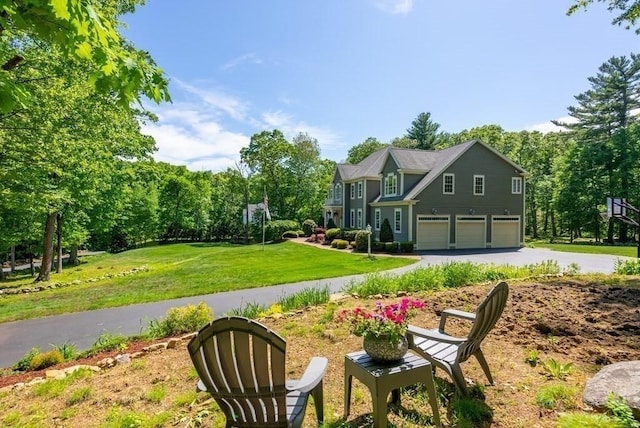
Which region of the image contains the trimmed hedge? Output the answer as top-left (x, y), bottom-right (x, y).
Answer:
top-left (399, 241), bottom-right (414, 253)
top-left (325, 228), bottom-right (341, 241)
top-left (335, 239), bottom-right (349, 249)
top-left (263, 220), bottom-right (300, 242)
top-left (355, 230), bottom-right (370, 252)
top-left (379, 218), bottom-right (393, 242)
top-left (302, 219), bottom-right (316, 237)
top-left (385, 241), bottom-right (399, 253)
top-left (282, 230), bottom-right (299, 239)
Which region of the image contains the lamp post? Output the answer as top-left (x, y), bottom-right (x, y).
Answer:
top-left (366, 224), bottom-right (372, 258)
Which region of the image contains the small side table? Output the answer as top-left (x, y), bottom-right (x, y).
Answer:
top-left (344, 350), bottom-right (441, 428)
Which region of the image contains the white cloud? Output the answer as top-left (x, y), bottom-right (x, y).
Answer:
top-left (174, 79), bottom-right (249, 121)
top-left (220, 53), bottom-right (263, 71)
top-left (141, 104), bottom-right (249, 172)
top-left (375, 0), bottom-right (413, 14)
top-left (524, 115), bottom-right (575, 133)
top-left (254, 110), bottom-right (344, 152)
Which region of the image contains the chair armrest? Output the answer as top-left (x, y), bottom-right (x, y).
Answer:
top-left (407, 324), bottom-right (466, 344)
top-left (439, 309), bottom-right (476, 332)
top-left (287, 356), bottom-right (328, 393)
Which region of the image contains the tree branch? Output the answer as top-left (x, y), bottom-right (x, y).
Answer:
top-left (2, 55), bottom-right (24, 71)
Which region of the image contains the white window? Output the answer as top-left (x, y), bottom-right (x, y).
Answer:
top-left (357, 181), bottom-right (363, 199)
top-left (443, 173), bottom-right (454, 195)
top-left (512, 177), bottom-right (522, 194)
top-left (350, 209), bottom-right (355, 228)
top-left (357, 209), bottom-right (363, 228)
top-left (350, 183), bottom-right (355, 199)
top-left (394, 208), bottom-right (401, 233)
top-left (335, 183), bottom-right (342, 202)
top-left (384, 173), bottom-right (397, 196)
top-left (374, 209), bottom-right (381, 230)
top-left (474, 175), bottom-right (485, 196)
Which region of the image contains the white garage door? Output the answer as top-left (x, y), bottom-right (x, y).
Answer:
top-left (416, 215), bottom-right (450, 250)
top-left (492, 216), bottom-right (520, 248)
top-left (455, 216), bottom-right (486, 249)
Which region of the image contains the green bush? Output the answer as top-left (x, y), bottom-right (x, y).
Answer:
top-left (264, 220), bottom-right (300, 242)
top-left (302, 219), bottom-right (316, 237)
top-left (331, 239), bottom-right (338, 248)
top-left (148, 302), bottom-right (213, 338)
top-left (399, 241), bottom-right (414, 253)
top-left (372, 240), bottom-right (386, 252)
top-left (13, 347), bottom-right (40, 372)
top-left (614, 258), bottom-right (640, 275)
top-left (29, 349), bottom-right (64, 371)
top-left (385, 241), bottom-right (399, 253)
top-left (355, 230), bottom-right (370, 252)
top-left (379, 218), bottom-right (393, 242)
top-left (282, 230), bottom-right (299, 239)
top-left (335, 239), bottom-right (349, 249)
top-left (343, 229), bottom-right (358, 242)
top-left (326, 218), bottom-right (337, 229)
top-left (325, 228), bottom-right (341, 241)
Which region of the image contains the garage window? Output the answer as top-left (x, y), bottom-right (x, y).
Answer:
top-left (443, 173), bottom-right (454, 195)
top-left (474, 175), bottom-right (485, 196)
top-left (512, 177), bottom-right (522, 194)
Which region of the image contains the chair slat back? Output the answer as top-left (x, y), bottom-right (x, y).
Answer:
top-left (188, 317), bottom-right (288, 428)
top-left (457, 281), bottom-right (509, 362)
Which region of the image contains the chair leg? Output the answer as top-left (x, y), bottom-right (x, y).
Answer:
top-left (311, 381), bottom-right (324, 423)
top-left (474, 349), bottom-right (494, 385)
top-left (449, 364), bottom-right (469, 396)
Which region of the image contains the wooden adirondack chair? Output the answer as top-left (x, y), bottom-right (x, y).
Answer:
top-left (407, 281), bottom-right (509, 395)
top-left (187, 316), bottom-right (328, 428)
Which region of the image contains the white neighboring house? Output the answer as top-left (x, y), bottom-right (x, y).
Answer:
top-left (243, 203), bottom-right (269, 225)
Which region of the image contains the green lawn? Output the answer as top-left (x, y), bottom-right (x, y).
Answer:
top-left (0, 241), bottom-right (415, 323)
top-left (530, 241), bottom-right (637, 257)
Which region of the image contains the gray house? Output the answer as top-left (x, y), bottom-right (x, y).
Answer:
top-left (323, 139), bottom-right (528, 250)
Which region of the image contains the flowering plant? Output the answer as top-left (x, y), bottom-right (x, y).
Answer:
top-left (336, 298), bottom-right (426, 344)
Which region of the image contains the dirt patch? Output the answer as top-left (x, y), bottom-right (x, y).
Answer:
top-left (1, 276), bottom-right (640, 427)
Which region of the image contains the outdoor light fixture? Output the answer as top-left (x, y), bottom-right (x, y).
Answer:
top-left (431, 208), bottom-right (437, 214)
top-left (469, 208), bottom-right (475, 215)
top-left (504, 209), bottom-right (510, 215)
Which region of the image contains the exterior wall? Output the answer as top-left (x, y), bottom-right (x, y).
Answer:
top-left (364, 179), bottom-right (380, 226)
top-left (401, 173), bottom-right (423, 194)
top-left (372, 206), bottom-right (409, 242)
top-left (412, 143), bottom-right (525, 247)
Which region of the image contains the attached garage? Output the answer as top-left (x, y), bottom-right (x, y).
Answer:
top-left (455, 216), bottom-right (486, 249)
top-left (491, 216), bottom-right (521, 248)
top-left (416, 215), bottom-right (450, 250)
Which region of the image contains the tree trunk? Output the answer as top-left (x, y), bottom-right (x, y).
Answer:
top-left (607, 219), bottom-right (615, 244)
top-left (29, 245), bottom-right (35, 277)
top-left (10, 245), bottom-right (15, 272)
top-left (35, 213), bottom-right (56, 282)
top-left (551, 210), bottom-right (557, 239)
top-left (69, 244), bottom-right (78, 265)
top-left (56, 213), bottom-right (62, 273)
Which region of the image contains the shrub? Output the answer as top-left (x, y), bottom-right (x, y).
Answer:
top-left (343, 229), bottom-right (358, 242)
top-left (302, 219), bottom-right (316, 237)
top-left (13, 347), bottom-right (39, 372)
top-left (52, 341), bottom-right (77, 361)
top-left (399, 241), bottom-right (414, 253)
top-left (331, 239), bottom-right (338, 248)
top-left (379, 218), bottom-right (393, 242)
top-left (315, 227), bottom-right (326, 235)
top-left (325, 228), bottom-right (341, 241)
top-left (264, 220), bottom-right (300, 242)
top-left (282, 230), bottom-right (299, 239)
top-left (326, 217), bottom-right (337, 229)
top-left (385, 241), bottom-right (399, 253)
top-left (349, 241), bottom-right (356, 249)
top-left (614, 258), bottom-right (640, 275)
top-left (29, 349), bottom-right (64, 371)
top-left (317, 216), bottom-right (325, 227)
top-left (372, 240), bottom-right (386, 252)
top-left (335, 239), bottom-right (349, 249)
top-left (355, 230), bottom-right (370, 252)
top-left (148, 302), bottom-right (213, 338)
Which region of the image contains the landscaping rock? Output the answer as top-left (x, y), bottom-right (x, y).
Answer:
top-left (97, 357), bottom-right (115, 368)
top-left (143, 343), bottom-right (167, 352)
top-left (166, 338), bottom-right (180, 349)
top-left (46, 369), bottom-right (66, 380)
top-left (115, 354), bottom-right (131, 365)
top-left (583, 360), bottom-right (640, 419)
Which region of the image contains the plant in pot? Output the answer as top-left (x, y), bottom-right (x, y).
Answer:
top-left (337, 298), bottom-right (426, 363)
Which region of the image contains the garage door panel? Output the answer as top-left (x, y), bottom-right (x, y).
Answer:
top-left (417, 216), bottom-right (449, 250)
top-left (456, 217), bottom-right (486, 249)
top-left (492, 217), bottom-right (520, 248)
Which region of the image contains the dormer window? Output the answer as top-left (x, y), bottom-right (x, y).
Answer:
top-left (335, 183), bottom-right (342, 202)
top-left (384, 173), bottom-right (397, 196)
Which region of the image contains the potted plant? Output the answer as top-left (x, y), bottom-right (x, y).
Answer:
top-left (337, 298), bottom-right (426, 362)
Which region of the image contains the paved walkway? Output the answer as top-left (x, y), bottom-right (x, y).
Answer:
top-left (0, 247), bottom-right (627, 368)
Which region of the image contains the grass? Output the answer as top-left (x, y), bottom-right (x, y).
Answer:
top-left (530, 241), bottom-right (637, 257)
top-left (0, 241), bottom-right (414, 323)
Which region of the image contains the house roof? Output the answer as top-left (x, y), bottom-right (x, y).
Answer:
top-left (336, 139), bottom-right (527, 200)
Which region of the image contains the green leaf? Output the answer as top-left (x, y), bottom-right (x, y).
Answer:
top-left (75, 42), bottom-right (92, 60)
top-left (51, 0), bottom-right (71, 20)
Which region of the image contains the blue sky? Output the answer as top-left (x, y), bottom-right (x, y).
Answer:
top-left (123, 0), bottom-right (639, 171)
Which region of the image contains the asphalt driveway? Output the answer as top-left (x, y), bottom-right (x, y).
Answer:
top-left (0, 247), bottom-right (629, 368)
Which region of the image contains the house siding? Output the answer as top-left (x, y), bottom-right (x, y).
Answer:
top-left (402, 173), bottom-right (423, 194)
top-left (412, 143), bottom-right (524, 246)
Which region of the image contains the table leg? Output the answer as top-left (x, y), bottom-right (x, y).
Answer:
top-left (344, 374), bottom-right (353, 418)
top-left (390, 388), bottom-right (401, 405)
top-left (373, 387), bottom-right (389, 428)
